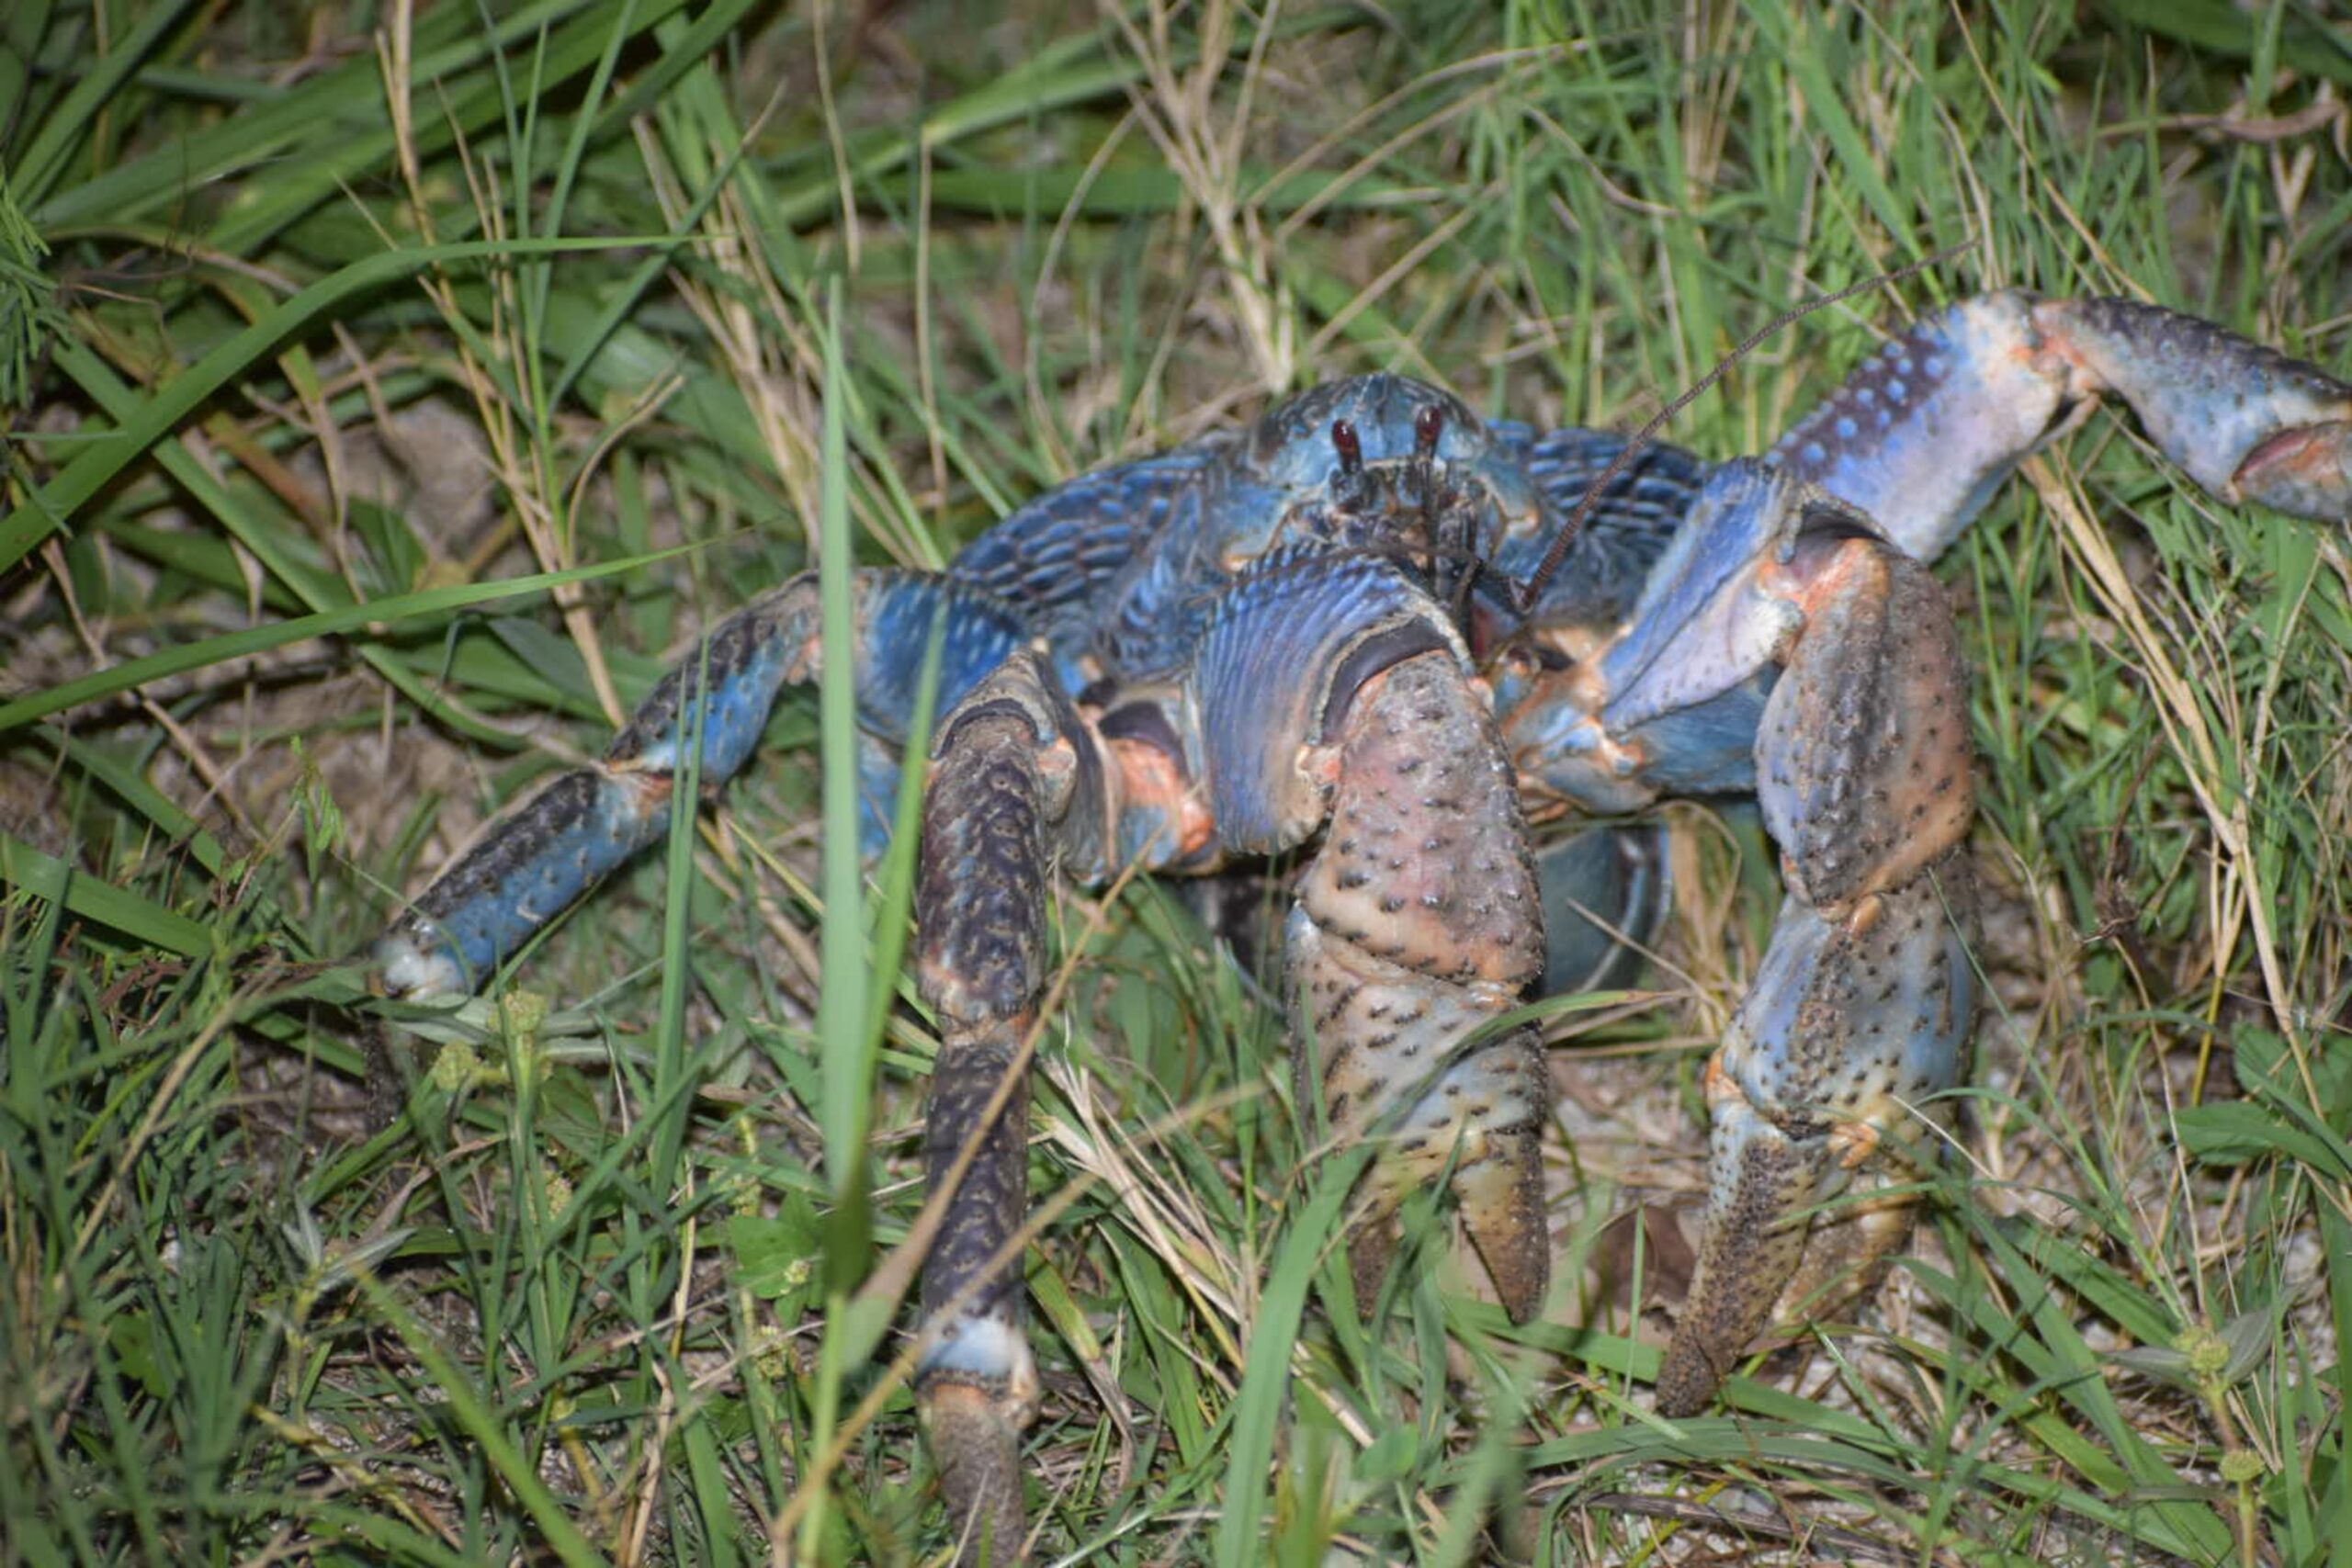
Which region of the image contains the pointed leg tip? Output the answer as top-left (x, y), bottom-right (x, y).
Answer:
top-left (1348, 1220), bottom-right (1399, 1314)
top-left (1453, 1126), bottom-right (1552, 1324)
top-left (921, 1378), bottom-right (1029, 1565)
top-left (1654, 1334), bottom-right (1727, 1417)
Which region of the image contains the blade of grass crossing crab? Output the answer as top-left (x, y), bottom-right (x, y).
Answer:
top-left (814, 278), bottom-right (874, 1229)
top-left (865, 618), bottom-right (946, 1114)
top-left (648, 638), bottom-right (710, 1190)
top-left (1216, 1138), bottom-right (1375, 1566)
top-left (798, 278), bottom-right (871, 1561)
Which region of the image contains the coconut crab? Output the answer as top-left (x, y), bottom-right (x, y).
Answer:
top-left (371, 289), bottom-right (2352, 1560)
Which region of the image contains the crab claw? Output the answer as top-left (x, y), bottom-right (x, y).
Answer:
top-left (2022, 297), bottom-right (2350, 522)
top-left (1658, 857), bottom-right (1977, 1415)
top-left (2231, 420), bottom-right (2352, 520)
top-left (1768, 292), bottom-right (2352, 563)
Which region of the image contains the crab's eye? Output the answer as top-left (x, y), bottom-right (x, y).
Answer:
top-left (1330, 418), bottom-right (1363, 477)
top-left (1413, 401), bottom-right (1445, 457)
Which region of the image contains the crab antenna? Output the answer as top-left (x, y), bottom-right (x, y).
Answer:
top-left (1514, 242), bottom-right (1972, 615)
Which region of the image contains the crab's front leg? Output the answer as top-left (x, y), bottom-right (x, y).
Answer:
top-left (1501, 461), bottom-right (1979, 1410)
top-left (1179, 556), bottom-right (1551, 1315)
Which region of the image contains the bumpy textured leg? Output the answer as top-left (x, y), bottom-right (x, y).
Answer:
top-left (1491, 463), bottom-right (1980, 1410)
top-left (910, 649), bottom-right (1172, 1564)
top-left (1289, 652), bottom-right (1550, 1314)
top-left (910, 675), bottom-right (1053, 1564)
top-left (1770, 291), bottom-right (2352, 562)
top-left (1184, 555), bottom-right (1549, 1317)
top-left (1655, 858), bottom-right (1976, 1411)
top-left (373, 570), bottom-right (1024, 1000)
top-left (1484, 298), bottom-right (2346, 1413)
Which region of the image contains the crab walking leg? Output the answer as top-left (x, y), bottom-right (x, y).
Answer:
top-left (1496, 462), bottom-right (1980, 1407)
top-left (1771, 291), bottom-right (2352, 563)
top-left (1663, 474), bottom-right (1980, 1408)
top-left (907, 661), bottom-right (1068, 1565)
top-left (372, 570), bottom-right (1025, 1001)
top-left (1654, 859), bottom-right (1977, 1412)
top-left (1179, 555), bottom-right (1549, 1317)
top-left (908, 648), bottom-right (1215, 1563)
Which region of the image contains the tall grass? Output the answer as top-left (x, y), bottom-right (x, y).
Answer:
top-left (4, 1), bottom-right (2349, 1562)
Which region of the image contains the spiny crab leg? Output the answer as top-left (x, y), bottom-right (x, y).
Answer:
top-left (1655, 856), bottom-right (1977, 1413)
top-left (912, 547), bottom-right (1556, 1556)
top-left (1491, 291), bottom-right (2352, 1416)
top-left (1656, 469), bottom-right (1981, 1412)
top-left (1771, 291), bottom-right (2352, 561)
top-left (1497, 461), bottom-right (1981, 1414)
top-left (371, 571), bottom-right (1027, 1002)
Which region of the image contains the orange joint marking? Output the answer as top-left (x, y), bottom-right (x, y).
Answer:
top-left (1841, 891), bottom-right (1883, 939)
top-left (1702, 1051), bottom-right (1744, 1111)
top-left (1828, 1119), bottom-right (1883, 1170)
top-left (2024, 304), bottom-right (2113, 402)
top-left (1599, 727), bottom-right (1646, 781)
top-left (1036, 732), bottom-right (1079, 794)
top-left (1556, 657), bottom-right (1611, 717)
top-left (1761, 535), bottom-right (1881, 618)
top-left (614, 767), bottom-right (676, 809)
top-left (1107, 736), bottom-right (1215, 861)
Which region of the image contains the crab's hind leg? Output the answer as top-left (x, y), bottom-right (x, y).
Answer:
top-left (373, 570), bottom-right (1026, 1002)
top-left (1772, 291), bottom-right (2352, 562)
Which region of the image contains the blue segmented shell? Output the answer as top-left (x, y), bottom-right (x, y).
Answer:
top-left (948, 440), bottom-right (1231, 666)
top-left (854, 575), bottom-right (1031, 747)
top-left (1489, 424), bottom-right (1711, 634)
top-left (1188, 547), bottom-right (1466, 853)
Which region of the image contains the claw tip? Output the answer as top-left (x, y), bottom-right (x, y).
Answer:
top-left (2233, 420), bottom-right (2352, 523)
